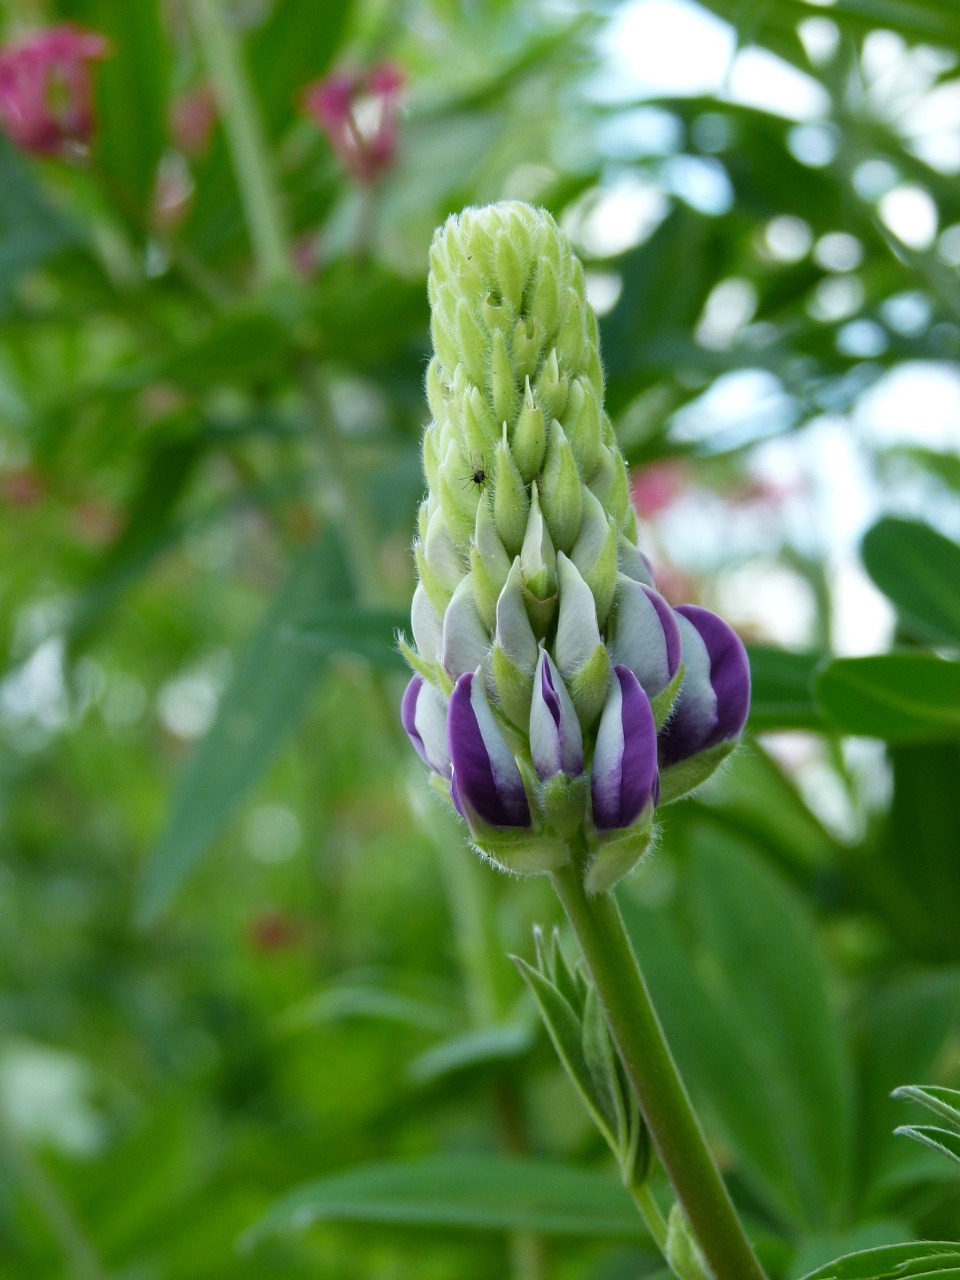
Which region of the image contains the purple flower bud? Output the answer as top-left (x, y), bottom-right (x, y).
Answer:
top-left (591, 666), bottom-right (658, 831)
top-left (530, 650), bottom-right (583, 780)
top-left (401, 676), bottom-right (451, 778)
top-left (658, 606), bottom-right (750, 766)
top-left (448, 671), bottom-right (531, 829)
top-left (607, 576), bottom-right (682, 700)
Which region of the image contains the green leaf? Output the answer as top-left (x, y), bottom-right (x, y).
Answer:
top-left (243, 1155), bottom-right (647, 1246)
top-left (894, 1125), bottom-right (960, 1171)
top-left (621, 830), bottom-right (852, 1232)
top-left (87, 0), bottom-right (171, 210)
top-left (893, 1085), bottom-right (960, 1131)
top-left (686, 835), bottom-right (853, 1227)
top-left (137, 534), bottom-right (372, 925)
top-left (745, 646), bottom-right (825, 732)
top-left (815, 655), bottom-right (960, 741)
top-left (854, 971), bottom-right (960, 1202)
top-left (862, 518), bottom-right (960, 648)
top-left (800, 1241), bottom-right (960, 1280)
top-left (0, 138), bottom-right (80, 311)
top-left (513, 956), bottom-right (618, 1151)
top-left (280, 984), bottom-right (458, 1036)
top-left (407, 1024), bottom-right (534, 1086)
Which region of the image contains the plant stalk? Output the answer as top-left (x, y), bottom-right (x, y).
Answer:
top-left (190, 0), bottom-right (291, 284)
top-left (550, 862), bottom-right (768, 1280)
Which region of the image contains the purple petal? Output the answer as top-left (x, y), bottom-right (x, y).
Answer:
top-left (591, 666), bottom-right (658, 830)
top-left (448, 672), bottom-right (531, 828)
top-left (530, 650), bottom-right (583, 780)
top-left (608, 577), bottom-right (682, 697)
top-left (658, 606), bottom-right (750, 766)
top-left (401, 675), bottom-right (452, 777)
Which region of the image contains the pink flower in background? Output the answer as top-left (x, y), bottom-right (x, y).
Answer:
top-left (630, 460), bottom-right (690, 518)
top-left (0, 24), bottom-right (108, 156)
top-left (171, 84), bottom-right (216, 157)
top-left (302, 61), bottom-right (404, 184)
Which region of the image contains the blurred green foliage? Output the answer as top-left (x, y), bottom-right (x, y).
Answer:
top-left (2, 1), bottom-right (960, 1278)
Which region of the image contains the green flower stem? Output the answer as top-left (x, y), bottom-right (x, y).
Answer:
top-left (549, 862), bottom-right (768, 1280)
top-left (0, 1112), bottom-right (106, 1280)
top-left (190, 0), bottom-right (291, 284)
top-left (629, 1180), bottom-right (669, 1256)
top-left (429, 812), bottom-right (551, 1280)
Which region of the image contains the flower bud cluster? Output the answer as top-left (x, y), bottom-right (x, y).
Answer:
top-left (402, 202), bottom-right (749, 894)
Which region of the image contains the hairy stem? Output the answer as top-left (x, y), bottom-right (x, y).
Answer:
top-left (550, 863), bottom-right (768, 1280)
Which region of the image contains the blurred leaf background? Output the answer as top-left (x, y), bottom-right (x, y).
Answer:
top-left (2, 1), bottom-right (960, 1278)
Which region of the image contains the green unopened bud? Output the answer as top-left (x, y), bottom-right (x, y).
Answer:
top-left (520, 484), bottom-right (557, 601)
top-left (529, 261), bottom-right (562, 337)
top-left (588, 445), bottom-right (632, 526)
top-left (494, 228), bottom-right (526, 313)
top-left (541, 422), bottom-right (583, 554)
top-left (563, 377), bottom-right (602, 478)
top-left (456, 298), bottom-right (487, 387)
top-left (513, 378), bottom-right (547, 482)
top-left (437, 440), bottom-right (477, 548)
top-left (491, 559), bottom-right (539, 727)
top-left (556, 285), bottom-right (587, 371)
top-left (463, 384), bottom-right (498, 460)
top-left (571, 489), bottom-right (618, 626)
top-left (491, 328), bottom-right (519, 426)
top-left (555, 554), bottom-right (610, 728)
top-left (471, 497), bottom-right (512, 630)
top-left (617, 534), bottom-right (655, 586)
top-left (512, 317), bottom-right (542, 383)
top-left (535, 348), bottom-right (569, 421)
top-left (442, 574), bottom-right (489, 679)
top-left (493, 433), bottom-right (530, 556)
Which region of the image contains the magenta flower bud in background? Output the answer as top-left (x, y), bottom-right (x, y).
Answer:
top-left (447, 671), bottom-right (531, 830)
top-left (401, 675), bottom-right (451, 780)
top-left (171, 84), bottom-right (217, 157)
top-left (302, 60), bottom-right (404, 185)
top-left (657, 605), bottom-right (751, 800)
top-left (0, 24), bottom-right (108, 156)
top-left (591, 666), bottom-right (659, 831)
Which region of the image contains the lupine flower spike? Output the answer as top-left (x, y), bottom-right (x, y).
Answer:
top-left (0, 24), bottom-right (108, 157)
top-left (302, 62), bottom-right (403, 185)
top-left (402, 202), bottom-right (750, 893)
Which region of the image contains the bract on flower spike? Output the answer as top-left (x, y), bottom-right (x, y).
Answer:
top-left (401, 202), bottom-right (751, 891)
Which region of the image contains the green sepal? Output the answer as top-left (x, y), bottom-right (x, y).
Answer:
top-left (651, 662), bottom-right (684, 730)
top-left (537, 772), bottom-right (588, 840)
top-left (474, 829), bottom-right (570, 876)
top-left (398, 635), bottom-right (452, 696)
top-left (568, 642), bottom-right (611, 732)
top-left (521, 583), bottom-right (557, 640)
top-left (414, 541), bottom-right (455, 618)
top-left (583, 810), bottom-right (654, 896)
top-left (491, 641), bottom-right (535, 730)
top-left (541, 422), bottom-right (583, 554)
top-left (494, 229), bottom-right (526, 313)
top-left (471, 497), bottom-right (511, 630)
top-left (658, 740), bottom-right (737, 805)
